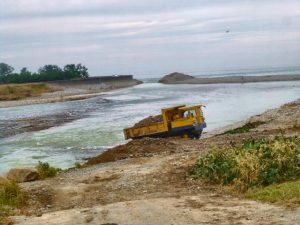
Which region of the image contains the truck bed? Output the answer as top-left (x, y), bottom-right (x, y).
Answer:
top-left (124, 122), bottom-right (167, 139)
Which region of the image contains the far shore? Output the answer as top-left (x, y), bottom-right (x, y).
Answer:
top-left (0, 77), bottom-right (142, 108)
top-left (160, 74), bottom-right (300, 84)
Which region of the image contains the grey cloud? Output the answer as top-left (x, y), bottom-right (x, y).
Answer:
top-left (0, 0), bottom-right (300, 76)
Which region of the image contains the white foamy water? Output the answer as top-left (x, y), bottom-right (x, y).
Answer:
top-left (1, 81), bottom-right (300, 174)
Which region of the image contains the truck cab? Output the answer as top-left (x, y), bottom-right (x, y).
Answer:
top-left (165, 105), bottom-right (206, 139)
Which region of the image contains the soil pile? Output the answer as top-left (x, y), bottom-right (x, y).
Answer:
top-left (86, 138), bottom-right (176, 165)
top-left (159, 72), bottom-right (194, 84)
top-left (133, 115), bottom-right (163, 128)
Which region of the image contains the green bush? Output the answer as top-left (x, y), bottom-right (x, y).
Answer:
top-left (74, 162), bottom-right (83, 169)
top-left (36, 161), bottom-right (62, 179)
top-left (191, 136), bottom-right (300, 191)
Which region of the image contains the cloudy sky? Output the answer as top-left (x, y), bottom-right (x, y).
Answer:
top-left (0, 0), bottom-right (300, 77)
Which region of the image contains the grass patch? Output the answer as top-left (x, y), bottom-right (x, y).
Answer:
top-left (74, 162), bottom-right (84, 169)
top-left (246, 180), bottom-right (300, 206)
top-left (223, 121), bottom-right (266, 134)
top-left (36, 161), bottom-right (62, 179)
top-left (190, 136), bottom-right (300, 192)
top-left (0, 181), bottom-right (26, 224)
top-left (0, 83), bottom-right (56, 101)
top-left (0, 182), bottom-right (25, 207)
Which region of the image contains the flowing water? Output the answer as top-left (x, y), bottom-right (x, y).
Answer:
top-left (1, 81), bottom-right (300, 174)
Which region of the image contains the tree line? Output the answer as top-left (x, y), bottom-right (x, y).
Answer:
top-left (0, 63), bottom-right (89, 84)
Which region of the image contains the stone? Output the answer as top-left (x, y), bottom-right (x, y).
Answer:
top-left (85, 215), bottom-right (94, 223)
top-left (6, 168), bottom-right (39, 183)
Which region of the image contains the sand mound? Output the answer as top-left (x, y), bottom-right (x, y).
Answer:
top-left (133, 115), bottom-right (163, 128)
top-left (86, 138), bottom-right (176, 165)
top-left (159, 72), bottom-right (194, 84)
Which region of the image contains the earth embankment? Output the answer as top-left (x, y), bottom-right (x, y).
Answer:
top-left (159, 73), bottom-right (300, 84)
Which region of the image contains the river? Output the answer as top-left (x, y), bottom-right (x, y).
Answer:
top-left (1, 81), bottom-right (300, 174)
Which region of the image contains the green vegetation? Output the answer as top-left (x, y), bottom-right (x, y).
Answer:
top-left (36, 162), bottom-right (62, 179)
top-left (0, 182), bottom-right (25, 207)
top-left (0, 83), bottom-right (56, 100)
top-left (74, 162), bottom-right (83, 169)
top-left (191, 137), bottom-right (300, 191)
top-left (0, 63), bottom-right (14, 76)
top-left (246, 181), bottom-right (300, 205)
top-left (0, 181), bottom-right (26, 224)
top-left (223, 121), bottom-right (265, 134)
top-left (0, 62), bottom-right (89, 84)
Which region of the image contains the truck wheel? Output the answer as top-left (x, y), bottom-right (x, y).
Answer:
top-left (195, 130), bottom-right (203, 139)
top-left (187, 131), bottom-right (196, 139)
top-left (192, 130), bottom-right (202, 139)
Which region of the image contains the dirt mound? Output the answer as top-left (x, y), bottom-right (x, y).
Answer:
top-left (86, 138), bottom-right (176, 165)
top-left (159, 72), bottom-right (194, 84)
top-left (133, 115), bottom-right (163, 128)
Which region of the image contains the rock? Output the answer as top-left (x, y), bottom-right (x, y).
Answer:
top-left (85, 215), bottom-right (94, 223)
top-left (6, 168), bottom-right (39, 183)
top-left (159, 72), bottom-right (194, 84)
top-left (0, 176), bottom-right (9, 186)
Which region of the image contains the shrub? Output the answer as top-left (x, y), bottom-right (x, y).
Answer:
top-left (0, 181), bottom-right (25, 223)
top-left (36, 162), bottom-right (62, 179)
top-left (0, 181), bottom-right (25, 207)
top-left (74, 162), bottom-right (83, 169)
top-left (191, 136), bottom-right (300, 191)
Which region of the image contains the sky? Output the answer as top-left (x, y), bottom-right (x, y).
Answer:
top-left (0, 0), bottom-right (300, 77)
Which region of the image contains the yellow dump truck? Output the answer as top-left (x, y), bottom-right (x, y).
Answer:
top-left (124, 105), bottom-right (206, 140)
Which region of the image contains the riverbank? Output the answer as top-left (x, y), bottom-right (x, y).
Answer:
top-left (0, 83), bottom-right (58, 101)
top-left (7, 98), bottom-right (300, 225)
top-left (159, 73), bottom-right (300, 84)
top-left (0, 76), bottom-right (142, 108)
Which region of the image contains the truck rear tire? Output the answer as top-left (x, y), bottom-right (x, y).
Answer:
top-left (187, 129), bottom-right (202, 139)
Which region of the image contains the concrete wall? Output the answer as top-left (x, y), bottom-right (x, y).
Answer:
top-left (48, 75), bottom-right (135, 86)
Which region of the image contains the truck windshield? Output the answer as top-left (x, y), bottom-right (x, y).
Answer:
top-left (184, 110), bottom-right (196, 118)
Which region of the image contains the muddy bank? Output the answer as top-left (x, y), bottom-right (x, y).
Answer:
top-left (8, 99), bottom-right (300, 225)
top-left (159, 73), bottom-right (300, 84)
